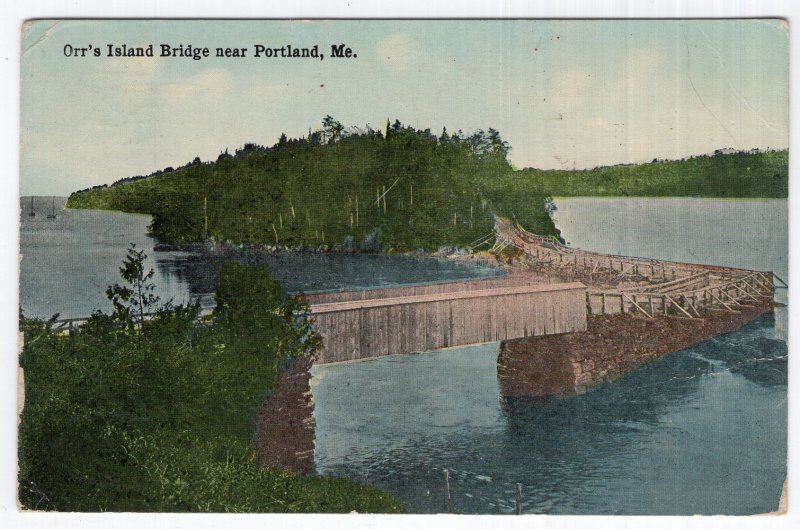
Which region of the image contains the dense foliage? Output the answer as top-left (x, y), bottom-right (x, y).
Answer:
top-left (18, 257), bottom-right (402, 513)
top-left (518, 149), bottom-right (788, 198)
top-left (66, 118), bottom-right (559, 249)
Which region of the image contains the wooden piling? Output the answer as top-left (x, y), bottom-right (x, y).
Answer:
top-left (515, 483), bottom-right (522, 515)
top-left (203, 196), bottom-right (208, 239)
top-left (443, 469), bottom-right (451, 514)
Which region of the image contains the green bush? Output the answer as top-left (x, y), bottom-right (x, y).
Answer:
top-left (18, 258), bottom-right (402, 513)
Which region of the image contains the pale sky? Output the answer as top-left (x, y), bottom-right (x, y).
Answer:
top-left (20, 19), bottom-right (789, 196)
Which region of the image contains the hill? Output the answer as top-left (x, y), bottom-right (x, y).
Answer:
top-left (67, 118), bottom-right (558, 251)
top-left (67, 119), bottom-right (787, 250)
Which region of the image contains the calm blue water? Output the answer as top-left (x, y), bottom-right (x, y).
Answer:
top-left (18, 196), bottom-right (788, 515)
top-left (19, 197), bottom-right (502, 319)
top-left (311, 197), bottom-right (787, 515)
top-left (552, 197), bottom-right (788, 336)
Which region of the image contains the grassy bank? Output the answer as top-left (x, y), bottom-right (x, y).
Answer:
top-left (517, 149), bottom-right (787, 198)
top-left (66, 118), bottom-right (559, 250)
top-left (18, 252), bottom-right (403, 513)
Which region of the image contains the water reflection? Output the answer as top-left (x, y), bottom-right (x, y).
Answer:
top-left (502, 351), bottom-right (711, 430)
top-left (21, 199), bottom-right (787, 514)
top-left (20, 201), bottom-right (504, 318)
top-left (313, 313), bottom-right (786, 515)
top-left (155, 247), bottom-right (504, 307)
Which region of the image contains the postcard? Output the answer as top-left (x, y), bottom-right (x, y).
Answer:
top-left (16, 18), bottom-right (788, 517)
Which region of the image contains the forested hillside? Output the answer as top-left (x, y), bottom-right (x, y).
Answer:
top-left (67, 118), bottom-right (558, 251)
top-left (67, 118), bottom-right (787, 250)
top-left (518, 149), bottom-right (788, 198)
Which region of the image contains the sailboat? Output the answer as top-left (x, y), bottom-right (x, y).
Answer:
top-left (28, 196), bottom-right (35, 217)
top-left (47, 199), bottom-right (57, 219)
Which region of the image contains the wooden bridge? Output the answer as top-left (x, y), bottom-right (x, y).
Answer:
top-left (47, 218), bottom-right (782, 364)
top-left (303, 274), bottom-right (588, 364)
top-left (45, 274), bottom-right (588, 365)
top-left (494, 218), bottom-right (781, 319)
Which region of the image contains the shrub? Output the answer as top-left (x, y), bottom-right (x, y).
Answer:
top-left (18, 256), bottom-right (399, 512)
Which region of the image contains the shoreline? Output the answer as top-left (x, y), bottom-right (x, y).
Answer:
top-left (56, 204), bottom-right (784, 488)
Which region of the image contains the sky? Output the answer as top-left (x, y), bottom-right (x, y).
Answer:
top-left (19, 19), bottom-right (789, 196)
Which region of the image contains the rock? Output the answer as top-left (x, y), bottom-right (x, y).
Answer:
top-left (254, 354), bottom-right (316, 475)
top-left (498, 303), bottom-right (773, 397)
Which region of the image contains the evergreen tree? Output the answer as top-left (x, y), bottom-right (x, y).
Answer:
top-left (105, 244), bottom-right (160, 330)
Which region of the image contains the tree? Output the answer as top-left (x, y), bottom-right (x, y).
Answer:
top-left (322, 115), bottom-right (344, 143)
top-left (544, 197), bottom-right (557, 217)
top-left (214, 261), bottom-right (321, 362)
top-left (487, 128), bottom-right (510, 160)
top-left (469, 129), bottom-right (488, 156)
top-left (105, 244), bottom-right (161, 330)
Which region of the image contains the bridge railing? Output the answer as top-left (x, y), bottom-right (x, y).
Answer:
top-left (46, 307), bottom-right (215, 334)
top-left (494, 217), bottom-right (776, 318)
top-left (494, 217), bottom-right (768, 280)
top-left (587, 271), bottom-right (774, 318)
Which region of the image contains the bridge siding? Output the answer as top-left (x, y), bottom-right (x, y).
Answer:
top-left (313, 284), bottom-right (587, 364)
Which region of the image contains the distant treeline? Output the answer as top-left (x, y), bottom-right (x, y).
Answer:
top-left (518, 149), bottom-right (788, 198)
top-left (67, 117), bottom-right (558, 250)
top-left (67, 119), bottom-right (787, 249)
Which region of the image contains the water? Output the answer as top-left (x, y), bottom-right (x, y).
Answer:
top-left (552, 197), bottom-right (788, 294)
top-left (312, 197), bottom-right (787, 515)
top-left (19, 197), bottom-right (788, 514)
top-left (19, 197), bottom-right (503, 319)
top-left (19, 197), bottom-right (182, 320)
top-left (152, 248), bottom-right (504, 309)
top-left (552, 197), bottom-right (788, 341)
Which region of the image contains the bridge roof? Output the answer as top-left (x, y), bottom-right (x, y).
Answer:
top-left (308, 282), bottom-right (586, 314)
